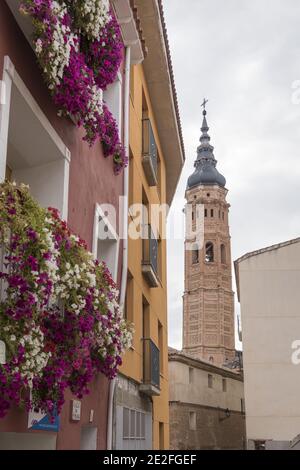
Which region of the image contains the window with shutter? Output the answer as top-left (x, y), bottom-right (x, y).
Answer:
top-left (123, 408), bottom-right (130, 439)
top-left (130, 409), bottom-right (136, 439)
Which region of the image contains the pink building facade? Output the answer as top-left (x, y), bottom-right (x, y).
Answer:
top-left (0, 0), bottom-right (145, 449)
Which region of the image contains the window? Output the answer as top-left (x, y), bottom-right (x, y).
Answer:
top-left (103, 72), bottom-right (122, 137)
top-left (123, 408), bottom-right (130, 439)
top-left (158, 321), bottom-right (164, 374)
top-left (205, 242), bottom-right (214, 263)
top-left (142, 118), bottom-right (158, 186)
top-left (158, 236), bottom-right (162, 280)
top-left (211, 209), bottom-right (214, 217)
top-left (207, 193), bottom-right (210, 197)
top-left (0, 56), bottom-right (70, 219)
top-left (204, 208), bottom-right (208, 217)
top-left (136, 411), bottom-right (141, 438)
top-left (142, 225), bottom-right (159, 287)
top-left (254, 440), bottom-right (266, 450)
top-left (142, 298), bottom-right (150, 381)
top-left (222, 378), bottom-right (227, 392)
top-left (159, 422), bottom-right (164, 449)
top-left (142, 189), bottom-right (149, 237)
top-left (142, 90), bottom-right (157, 187)
top-left (189, 412), bottom-right (196, 431)
top-left (209, 356), bottom-right (214, 363)
top-left (221, 244), bottom-right (226, 264)
top-left (241, 398), bottom-right (245, 414)
top-left (189, 367), bottom-right (194, 384)
top-left (93, 204), bottom-right (119, 281)
top-left (222, 212), bottom-right (225, 221)
top-left (192, 244), bottom-right (199, 264)
top-left (208, 374), bottom-right (213, 388)
top-left (130, 410), bottom-right (136, 438)
top-left (124, 272), bottom-right (133, 322)
top-left (135, 411), bottom-right (146, 439)
top-left (142, 297), bottom-right (150, 338)
top-left (141, 191), bottom-right (159, 286)
top-left (141, 413), bottom-right (146, 439)
top-left (142, 338), bottom-right (160, 389)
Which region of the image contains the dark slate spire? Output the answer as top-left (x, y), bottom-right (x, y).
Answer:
top-left (187, 102), bottom-right (226, 190)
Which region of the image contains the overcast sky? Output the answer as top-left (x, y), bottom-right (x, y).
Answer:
top-left (164, 0), bottom-right (300, 350)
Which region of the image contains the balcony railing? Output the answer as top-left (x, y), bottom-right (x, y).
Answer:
top-left (142, 118), bottom-right (158, 186)
top-left (140, 338), bottom-right (160, 396)
top-left (142, 225), bottom-right (159, 287)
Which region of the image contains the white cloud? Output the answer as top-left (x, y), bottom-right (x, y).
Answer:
top-left (164, 0), bottom-right (300, 350)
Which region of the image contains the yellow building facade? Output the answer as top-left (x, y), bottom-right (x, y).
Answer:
top-left (113, 0), bottom-right (184, 450)
top-left (123, 62), bottom-right (169, 449)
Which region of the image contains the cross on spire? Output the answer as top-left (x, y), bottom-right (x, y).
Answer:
top-left (201, 98), bottom-right (208, 113)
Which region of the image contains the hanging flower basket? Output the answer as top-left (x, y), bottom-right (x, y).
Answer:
top-left (19, 0), bottom-right (128, 173)
top-left (0, 181), bottom-right (132, 419)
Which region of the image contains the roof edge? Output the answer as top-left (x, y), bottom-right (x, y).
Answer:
top-left (234, 236), bottom-right (300, 302)
top-left (168, 348), bottom-right (243, 381)
top-left (235, 236), bottom-right (300, 266)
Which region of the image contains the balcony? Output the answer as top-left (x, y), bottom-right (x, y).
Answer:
top-left (140, 339), bottom-right (160, 396)
top-left (142, 225), bottom-right (159, 288)
top-left (142, 118), bottom-right (158, 186)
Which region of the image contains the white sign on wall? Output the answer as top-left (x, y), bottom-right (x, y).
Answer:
top-left (71, 400), bottom-right (81, 421)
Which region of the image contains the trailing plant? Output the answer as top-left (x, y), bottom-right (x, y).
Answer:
top-left (0, 182), bottom-right (132, 418)
top-left (20, 0), bottom-right (127, 173)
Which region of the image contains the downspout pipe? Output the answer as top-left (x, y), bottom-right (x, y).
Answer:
top-left (119, 49), bottom-right (131, 311)
top-left (106, 45), bottom-right (131, 451)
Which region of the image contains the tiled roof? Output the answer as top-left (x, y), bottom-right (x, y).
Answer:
top-left (129, 0), bottom-right (148, 58)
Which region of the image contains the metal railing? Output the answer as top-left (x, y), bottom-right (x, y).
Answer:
top-left (142, 118), bottom-right (158, 176)
top-left (142, 338), bottom-right (160, 389)
top-left (142, 225), bottom-right (158, 275)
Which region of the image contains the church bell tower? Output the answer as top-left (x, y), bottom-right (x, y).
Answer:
top-left (183, 102), bottom-right (235, 366)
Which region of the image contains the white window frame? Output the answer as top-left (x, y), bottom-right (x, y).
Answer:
top-left (103, 71), bottom-right (123, 137)
top-left (92, 203), bottom-right (120, 282)
top-left (122, 407), bottom-right (146, 441)
top-left (0, 56), bottom-right (70, 220)
top-left (188, 367), bottom-right (194, 384)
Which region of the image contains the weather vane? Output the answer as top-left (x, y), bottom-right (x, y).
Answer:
top-left (201, 98), bottom-right (208, 112)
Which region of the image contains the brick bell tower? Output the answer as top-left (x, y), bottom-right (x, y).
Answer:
top-left (182, 101), bottom-right (235, 366)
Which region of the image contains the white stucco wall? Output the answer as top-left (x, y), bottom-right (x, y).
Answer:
top-left (237, 240), bottom-right (300, 442)
top-left (169, 360), bottom-right (244, 412)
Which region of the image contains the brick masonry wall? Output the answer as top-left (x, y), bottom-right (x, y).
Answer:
top-left (169, 402), bottom-right (246, 450)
